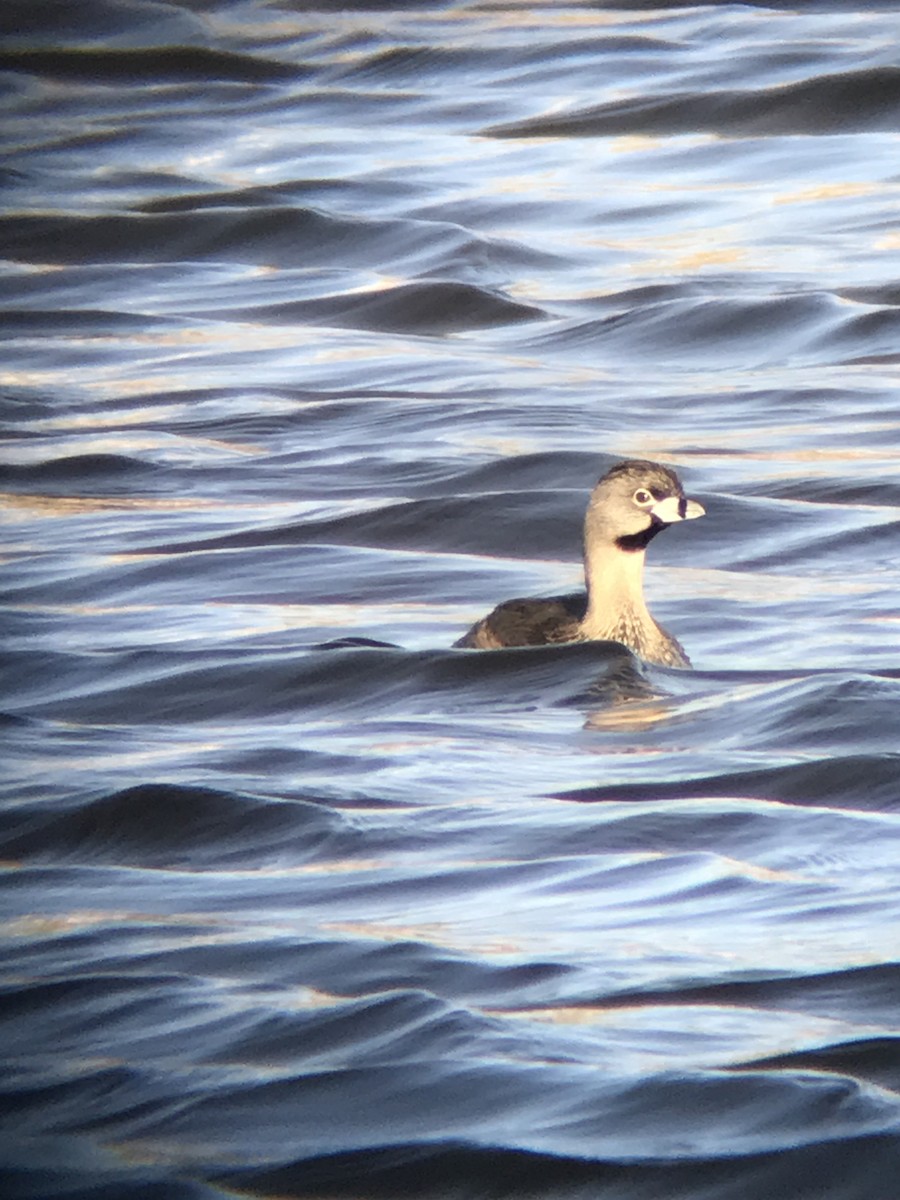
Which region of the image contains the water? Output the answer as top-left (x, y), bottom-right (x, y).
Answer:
top-left (2, 1), bottom-right (900, 1195)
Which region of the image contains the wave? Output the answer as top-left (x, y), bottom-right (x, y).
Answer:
top-left (218, 1133), bottom-right (900, 1199)
top-left (106, 1057), bottom-right (900, 1166)
top-left (2, 641), bottom-right (643, 722)
top-left (0, 207), bottom-right (542, 276)
top-left (0, 45), bottom-right (299, 84)
top-left (0, 0), bottom-right (206, 46)
top-left (209, 280), bottom-right (547, 335)
top-left (485, 67), bottom-right (900, 139)
top-left (517, 290), bottom-right (900, 369)
top-left (740, 1035), bottom-right (900, 1091)
top-left (0, 783), bottom-right (344, 868)
top-left (0, 453), bottom-right (166, 492)
top-left (0, 309), bottom-right (186, 336)
top-left (140, 489), bottom-right (586, 558)
top-left (556, 751), bottom-right (900, 813)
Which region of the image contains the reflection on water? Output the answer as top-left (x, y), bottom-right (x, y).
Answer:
top-left (584, 698), bottom-right (677, 732)
top-left (3, 0), bottom-right (900, 1197)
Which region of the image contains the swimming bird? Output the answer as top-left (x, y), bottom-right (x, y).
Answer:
top-left (454, 459), bottom-right (705, 667)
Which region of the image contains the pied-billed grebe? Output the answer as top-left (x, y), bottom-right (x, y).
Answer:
top-left (454, 459), bottom-right (705, 667)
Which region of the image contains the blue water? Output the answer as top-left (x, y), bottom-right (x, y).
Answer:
top-left (3, 2), bottom-right (900, 1196)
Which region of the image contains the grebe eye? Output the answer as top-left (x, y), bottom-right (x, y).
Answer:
top-left (633, 488), bottom-right (653, 506)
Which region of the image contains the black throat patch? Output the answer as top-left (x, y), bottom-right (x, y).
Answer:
top-left (616, 523), bottom-right (662, 552)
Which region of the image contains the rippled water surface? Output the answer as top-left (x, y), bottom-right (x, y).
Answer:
top-left (3, 1), bottom-right (900, 1196)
